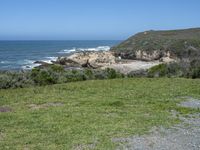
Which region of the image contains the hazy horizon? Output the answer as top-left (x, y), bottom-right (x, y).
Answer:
top-left (1, 0), bottom-right (200, 40)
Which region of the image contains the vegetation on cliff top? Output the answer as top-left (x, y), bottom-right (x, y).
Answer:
top-left (111, 28), bottom-right (200, 59)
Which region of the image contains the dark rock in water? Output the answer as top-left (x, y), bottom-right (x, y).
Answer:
top-left (51, 61), bottom-right (57, 64)
top-left (25, 66), bottom-right (31, 69)
top-left (33, 61), bottom-right (52, 69)
top-left (34, 61), bottom-right (50, 65)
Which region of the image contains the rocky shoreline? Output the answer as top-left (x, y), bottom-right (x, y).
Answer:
top-left (34, 50), bottom-right (176, 74)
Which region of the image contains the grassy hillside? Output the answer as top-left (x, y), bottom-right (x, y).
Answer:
top-left (111, 28), bottom-right (200, 59)
top-left (1, 78), bottom-right (200, 149)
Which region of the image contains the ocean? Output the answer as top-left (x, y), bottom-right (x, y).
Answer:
top-left (0, 40), bottom-right (120, 70)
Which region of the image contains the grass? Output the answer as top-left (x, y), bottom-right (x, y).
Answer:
top-left (0, 78), bottom-right (200, 149)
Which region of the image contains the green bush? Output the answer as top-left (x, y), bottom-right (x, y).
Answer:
top-left (0, 64), bottom-right (125, 89)
top-left (0, 71), bottom-right (33, 89)
top-left (105, 68), bottom-right (124, 79)
top-left (93, 70), bottom-right (107, 80)
top-left (148, 63), bottom-right (183, 78)
top-left (191, 67), bottom-right (200, 79)
top-left (64, 71), bottom-right (87, 82)
top-left (148, 64), bottom-right (168, 77)
top-left (105, 68), bottom-right (117, 79)
top-left (84, 69), bottom-right (94, 79)
top-left (50, 64), bottom-right (64, 72)
top-left (31, 68), bottom-right (58, 85)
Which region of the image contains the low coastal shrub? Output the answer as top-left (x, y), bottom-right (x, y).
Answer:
top-left (0, 71), bottom-right (33, 89)
top-left (148, 63), bottom-right (184, 78)
top-left (0, 65), bottom-right (124, 89)
top-left (147, 59), bottom-right (200, 78)
top-left (2, 60), bottom-right (200, 89)
top-left (148, 64), bottom-right (168, 77)
top-left (191, 67), bottom-right (200, 79)
top-left (31, 68), bottom-right (58, 85)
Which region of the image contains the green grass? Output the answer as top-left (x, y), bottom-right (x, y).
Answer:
top-left (0, 78), bottom-right (200, 149)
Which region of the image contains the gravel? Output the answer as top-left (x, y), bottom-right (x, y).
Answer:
top-left (179, 97), bottom-right (200, 109)
top-left (113, 97), bottom-right (200, 150)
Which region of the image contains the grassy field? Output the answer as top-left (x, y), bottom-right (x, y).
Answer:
top-left (0, 78), bottom-right (200, 149)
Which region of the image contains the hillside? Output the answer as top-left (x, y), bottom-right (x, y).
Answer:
top-left (111, 28), bottom-right (200, 60)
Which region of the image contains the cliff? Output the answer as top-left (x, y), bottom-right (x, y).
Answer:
top-left (111, 28), bottom-right (200, 61)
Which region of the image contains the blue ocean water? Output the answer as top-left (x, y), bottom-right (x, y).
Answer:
top-left (0, 40), bottom-right (120, 70)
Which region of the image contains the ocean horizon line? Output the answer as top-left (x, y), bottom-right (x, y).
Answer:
top-left (0, 39), bottom-right (122, 42)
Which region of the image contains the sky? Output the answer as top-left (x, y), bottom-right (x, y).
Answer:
top-left (0, 0), bottom-right (200, 40)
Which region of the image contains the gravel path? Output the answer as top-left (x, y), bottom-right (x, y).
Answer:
top-left (179, 97), bottom-right (200, 109)
top-left (114, 97), bottom-right (200, 150)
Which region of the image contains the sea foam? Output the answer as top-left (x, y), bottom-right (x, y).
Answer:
top-left (58, 46), bottom-right (110, 54)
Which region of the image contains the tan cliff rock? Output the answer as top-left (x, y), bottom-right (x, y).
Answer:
top-left (56, 51), bottom-right (116, 68)
top-left (135, 50), bottom-right (161, 61)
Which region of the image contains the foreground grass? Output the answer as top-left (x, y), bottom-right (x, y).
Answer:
top-left (0, 78), bottom-right (200, 149)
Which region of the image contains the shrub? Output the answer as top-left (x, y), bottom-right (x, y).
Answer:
top-left (105, 68), bottom-right (117, 79)
top-left (148, 64), bottom-right (168, 77)
top-left (64, 70), bottom-right (87, 82)
top-left (148, 63), bottom-right (183, 78)
top-left (93, 70), bottom-right (107, 80)
top-left (50, 64), bottom-right (64, 72)
top-left (84, 69), bottom-right (94, 79)
top-left (191, 67), bottom-right (200, 79)
top-left (0, 71), bottom-right (33, 89)
top-left (31, 68), bottom-right (58, 85)
top-left (0, 66), bottom-right (125, 89)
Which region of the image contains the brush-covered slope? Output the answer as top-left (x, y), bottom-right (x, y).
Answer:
top-left (111, 28), bottom-right (200, 60)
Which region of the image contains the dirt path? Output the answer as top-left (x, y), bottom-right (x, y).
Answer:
top-left (114, 97), bottom-right (200, 150)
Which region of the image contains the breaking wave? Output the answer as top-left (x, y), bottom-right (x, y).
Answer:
top-left (58, 46), bottom-right (110, 54)
top-left (21, 57), bottom-right (58, 70)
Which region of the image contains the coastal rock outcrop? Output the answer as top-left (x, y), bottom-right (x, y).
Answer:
top-left (114, 50), bottom-right (176, 62)
top-left (56, 51), bottom-right (116, 68)
top-left (56, 57), bottom-right (81, 67)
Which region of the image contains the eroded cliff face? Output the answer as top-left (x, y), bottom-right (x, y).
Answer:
top-left (111, 28), bottom-right (200, 62)
top-left (114, 50), bottom-right (176, 62)
top-left (135, 50), bottom-right (161, 61)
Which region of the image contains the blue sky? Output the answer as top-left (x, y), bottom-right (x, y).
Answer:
top-left (0, 0), bottom-right (200, 40)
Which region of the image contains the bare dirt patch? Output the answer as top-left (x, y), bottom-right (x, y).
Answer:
top-left (28, 102), bottom-right (64, 110)
top-left (0, 132), bottom-right (5, 141)
top-left (73, 138), bottom-right (98, 150)
top-left (0, 106), bottom-right (12, 113)
top-left (104, 60), bottom-right (161, 74)
top-left (73, 144), bottom-right (96, 150)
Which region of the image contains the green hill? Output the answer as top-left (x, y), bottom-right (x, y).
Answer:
top-left (111, 28), bottom-right (200, 60)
